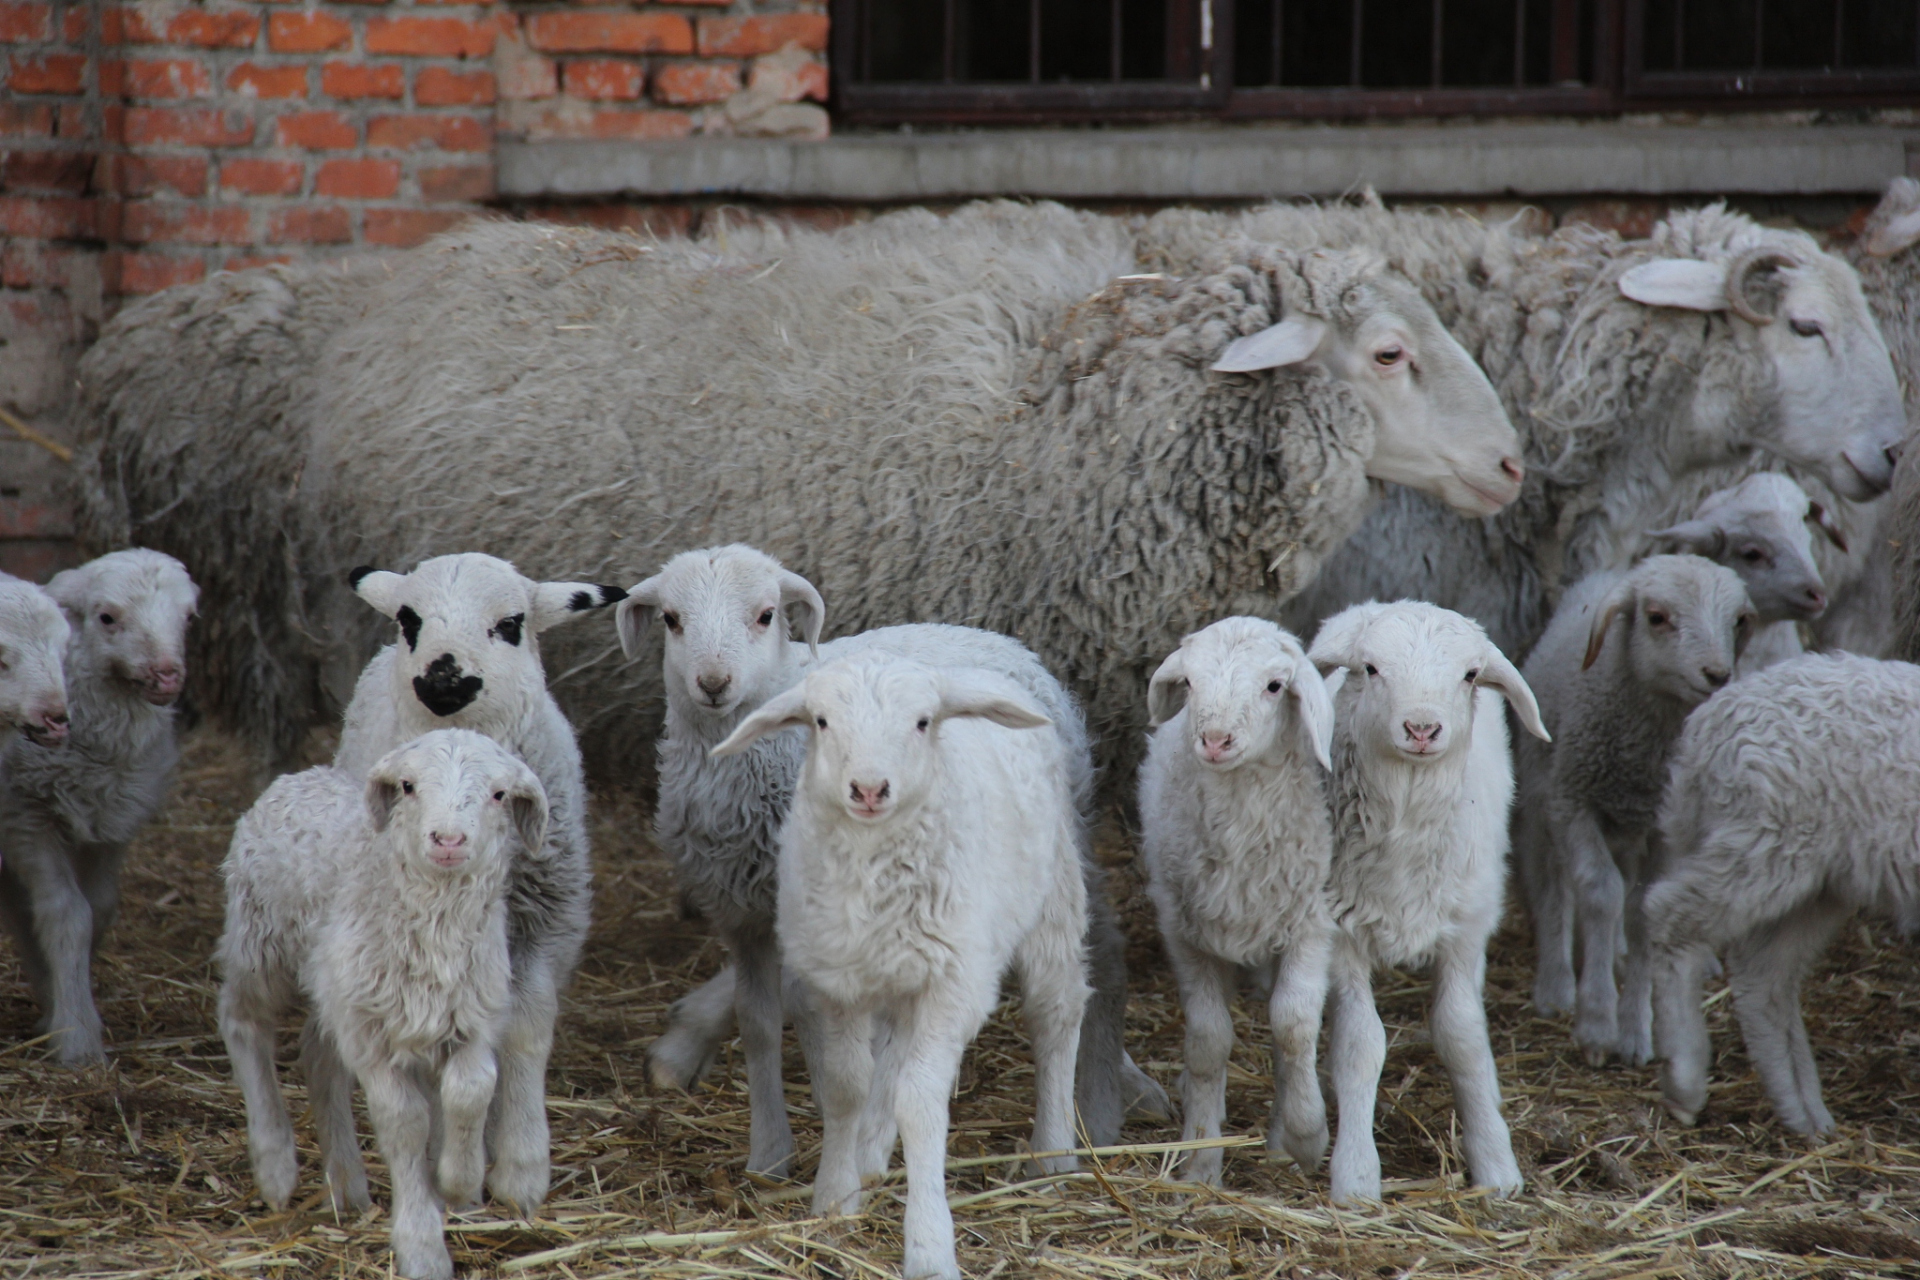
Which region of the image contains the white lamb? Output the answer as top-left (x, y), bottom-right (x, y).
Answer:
top-left (0, 573), bottom-right (69, 750)
top-left (335, 553), bottom-right (624, 1211)
top-left (219, 730), bottom-right (549, 1280)
top-left (0, 549), bottom-right (197, 1064)
top-left (714, 652), bottom-right (1087, 1280)
top-left (1308, 601), bottom-right (1549, 1204)
top-left (1138, 617), bottom-right (1336, 1187)
top-left (1648, 653), bottom-right (1920, 1137)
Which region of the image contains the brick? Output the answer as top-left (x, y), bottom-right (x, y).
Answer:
top-left (123, 57), bottom-right (215, 99)
top-left (123, 203), bottom-right (251, 245)
top-left (563, 58), bottom-right (644, 101)
top-left (124, 106), bottom-right (254, 147)
top-left (749, 50), bottom-right (828, 102)
top-left (315, 156), bottom-right (399, 198)
top-left (367, 112), bottom-right (490, 151)
top-left (414, 65), bottom-right (494, 105)
top-left (513, 102), bottom-right (690, 141)
top-left (125, 8), bottom-right (262, 48)
top-left (495, 39), bottom-right (556, 99)
top-left (525, 11), bottom-right (691, 54)
top-left (9, 53), bottom-right (86, 94)
top-left (321, 61), bottom-right (404, 98)
top-left (274, 109), bottom-right (357, 148)
top-left (223, 254), bottom-right (296, 272)
top-left (1, 242), bottom-right (78, 289)
top-left (104, 154), bottom-right (209, 197)
top-left (267, 205), bottom-right (351, 243)
top-left (652, 60), bottom-right (737, 105)
top-left (267, 11), bottom-right (351, 53)
top-left (697, 14), bottom-right (828, 57)
top-left (227, 62), bottom-right (308, 98)
top-left (0, 195), bottom-right (98, 239)
top-left (220, 156), bottom-right (303, 196)
top-left (364, 14), bottom-right (498, 56)
top-left (365, 206), bottom-right (465, 247)
top-left (120, 252), bottom-right (207, 294)
top-left (0, 103), bottom-right (56, 138)
top-left (0, 149), bottom-right (92, 194)
top-left (0, 2), bottom-right (50, 41)
top-left (1562, 200), bottom-right (1664, 241)
top-left (418, 162), bottom-right (492, 202)
top-left (61, 102), bottom-right (93, 138)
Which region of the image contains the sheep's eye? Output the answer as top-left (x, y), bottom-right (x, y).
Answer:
top-left (815, 716), bottom-right (828, 730)
top-left (492, 613), bottom-right (524, 647)
top-left (1465, 668), bottom-right (1480, 682)
top-left (1789, 318), bottom-right (1823, 338)
top-left (1364, 664), bottom-right (1379, 676)
top-left (661, 610), bottom-right (681, 632)
top-left (1647, 610), bottom-right (1670, 627)
top-left (916, 717), bottom-right (930, 731)
top-left (1738, 613), bottom-right (1756, 630)
top-left (1374, 346), bottom-right (1403, 367)
top-left (401, 780), bottom-right (415, 795)
top-left (492, 790), bottom-right (506, 802)
top-left (1266, 679), bottom-right (1282, 693)
top-left (98, 613), bottom-right (115, 626)
top-left (757, 608), bottom-right (776, 627)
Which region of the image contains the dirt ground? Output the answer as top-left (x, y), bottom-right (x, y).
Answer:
top-left (1, 726), bottom-right (1917, 1278)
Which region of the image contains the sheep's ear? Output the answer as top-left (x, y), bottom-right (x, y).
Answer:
top-left (1581, 583), bottom-right (1636, 671)
top-left (1866, 206), bottom-right (1920, 257)
top-left (1145, 649), bottom-right (1188, 727)
top-left (365, 773), bottom-right (403, 832)
top-left (1211, 315), bottom-right (1328, 372)
top-left (1306, 609), bottom-right (1369, 677)
top-left (710, 684), bottom-right (812, 758)
top-left (1806, 501), bottom-right (1851, 553)
top-left (1288, 662), bottom-right (1336, 772)
top-left (43, 566), bottom-right (89, 625)
top-left (531, 580), bottom-right (628, 633)
top-left (615, 574), bottom-right (664, 659)
top-left (777, 569), bottom-right (825, 657)
top-left (1475, 650), bottom-right (1550, 742)
top-left (1646, 519), bottom-right (1725, 558)
top-left (936, 671), bottom-right (1052, 731)
top-left (507, 775), bottom-right (549, 855)
top-left (351, 567), bottom-right (406, 619)
top-left (1618, 259), bottom-right (1729, 312)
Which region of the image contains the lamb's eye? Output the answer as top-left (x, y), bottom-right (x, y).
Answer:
top-left (1374, 346), bottom-right (1403, 367)
top-left (661, 611), bottom-right (681, 632)
top-left (1364, 664), bottom-right (1379, 676)
top-left (492, 613), bottom-right (524, 647)
top-left (1789, 318), bottom-right (1823, 338)
top-left (1465, 668), bottom-right (1480, 682)
top-left (1266, 679), bottom-right (1282, 693)
top-left (401, 780), bottom-right (415, 795)
top-left (757, 608), bottom-right (776, 627)
top-left (815, 716), bottom-right (828, 730)
top-left (916, 717), bottom-right (930, 731)
top-left (1647, 610), bottom-right (1670, 627)
top-left (1740, 547), bottom-right (1766, 564)
top-left (98, 613), bottom-right (115, 626)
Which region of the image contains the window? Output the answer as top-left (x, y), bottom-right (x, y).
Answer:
top-left (830, 0), bottom-right (1920, 122)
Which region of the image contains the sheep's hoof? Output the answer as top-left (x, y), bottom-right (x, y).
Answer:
top-left (487, 1157), bottom-right (550, 1217)
top-left (745, 1141), bottom-right (795, 1181)
top-left (254, 1159), bottom-right (298, 1213)
top-left (645, 1033), bottom-right (718, 1093)
top-left (1271, 1124), bottom-right (1329, 1173)
top-left (1121, 1056), bottom-right (1173, 1124)
top-left (1661, 1097), bottom-right (1700, 1127)
top-left (326, 1164), bottom-right (372, 1213)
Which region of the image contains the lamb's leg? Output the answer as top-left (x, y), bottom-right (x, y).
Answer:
top-left (1566, 811), bottom-right (1625, 1066)
top-left (0, 861), bottom-right (54, 1023)
top-left (437, 1040), bottom-right (498, 1209)
top-left (1328, 938), bottom-right (1385, 1205)
top-left (1652, 940), bottom-right (1712, 1126)
top-left (810, 999), bottom-right (873, 1217)
top-left (893, 999), bottom-right (973, 1280)
top-left (1075, 861), bottom-right (1171, 1141)
top-left (362, 1060), bottom-right (452, 1280)
top-left (1727, 903), bottom-right (1845, 1137)
top-left (486, 957), bottom-right (556, 1214)
top-left (1614, 843), bottom-right (1656, 1066)
top-left (73, 842), bottom-right (130, 952)
top-left (1017, 914), bottom-right (1089, 1176)
top-left (219, 978), bottom-right (297, 1210)
top-left (1163, 932), bottom-right (1236, 1186)
top-left (1267, 926), bottom-right (1331, 1172)
top-left (733, 924), bottom-right (797, 1177)
top-left (4, 826), bottom-right (105, 1064)
top-left (299, 1020), bottom-right (370, 1212)
top-left (856, 1008), bottom-right (903, 1181)
top-left (647, 966), bottom-right (735, 1091)
top-left (1429, 931), bottom-right (1522, 1196)
top-left (1519, 807), bottom-right (1576, 1015)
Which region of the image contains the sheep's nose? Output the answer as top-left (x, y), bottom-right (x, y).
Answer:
top-left (30, 709), bottom-right (68, 745)
top-left (1199, 731), bottom-right (1234, 761)
top-left (1703, 667), bottom-right (1731, 689)
top-left (1888, 440), bottom-right (1906, 467)
top-left (414, 654), bottom-right (483, 716)
top-left (431, 831), bottom-right (468, 849)
top-left (1404, 720), bottom-right (1442, 748)
top-left (1805, 587), bottom-right (1827, 612)
top-left (1500, 457), bottom-right (1525, 484)
top-left (149, 662), bottom-right (184, 689)
top-left (849, 780), bottom-right (890, 810)
top-left (696, 672), bottom-right (732, 700)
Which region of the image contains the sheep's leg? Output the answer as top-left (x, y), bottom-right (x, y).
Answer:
top-left (1163, 932), bottom-right (1236, 1186)
top-left (0, 861), bottom-right (54, 1021)
top-left (1076, 862), bottom-right (1170, 1141)
top-left (1566, 811), bottom-right (1625, 1066)
top-left (486, 958), bottom-right (556, 1215)
top-left (1017, 914), bottom-right (1089, 1176)
top-left (219, 978), bottom-right (297, 1210)
top-left (732, 924), bottom-right (797, 1178)
top-left (299, 1020), bottom-right (370, 1213)
top-left (1328, 937), bottom-right (1385, 1205)
top-left (647, 965), bottom-right (735, 1091)
top-left (437, 1040), bottom-right (498, 1210)
top-left (1519, 807), bottom-right (1576, 1016)
top-left (1652, 940), bottom-right (1712, 1126)
top-left (856, 1008), bottom-right (903, 1180)
top-left (1614, 842), bottom-right (1656, 1066)
top-left (73, 842), bottom-right (129, 952)
top-left (1430, 931), bottom-right (1522, 1196)
top-left (1267, 927), bottom-right (1331, 1172)
top-left (893, 999), bottom-right (973, 1280)
top-left (362, 1060), bottom-right (452, 1280)
top-left (1727, 903), bottom-right (1845, 1137)
top-left (811, 999), bottom-right (873, 1217)
top-left (784, 967), bottom-right (824, 1101)
top-left (3, 827), bottom-right (104, 1064)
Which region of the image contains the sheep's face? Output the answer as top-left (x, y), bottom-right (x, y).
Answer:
top-left (1649, 474), bottom-right (1839, 624)
top-left (617, 545), bottom-right (823, 720)
top-left (710, 654), bottom-right (1051, 825)
top-left (1310, 601), bottom-right (1549, 764)
top-left (1581, 556), bottom-right (1756, 706)
top-left (47, 549), bottom-right (197, 707)
top-left (1146, 616), bottom-right (1332, 773)
top-left (351, 554), bottom-right (625, 726)
top-left (367, 729), bottom-right (548, 876)
top-left (0, 578), bottom-right (69, 745)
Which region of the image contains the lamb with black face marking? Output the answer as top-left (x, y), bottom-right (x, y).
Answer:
top-left (333, 552), bottom-right (624, 1214)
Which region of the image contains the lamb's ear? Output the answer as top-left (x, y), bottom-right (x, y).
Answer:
top-left (532, 580), bottom-right (629, 633)
top-left (1306, 608), bottom-right (1370, 677)
top-left (710, 684), bottom-right (813, 758)
top-left (350, 567), bottom-right (406, 619)
top-left (1865, 206), bottom-right (1920, 257)
top-left (43, 566), bottom-right (89, 625)
top-left (1211, 315), bottom-right (1328, 372)
top-left (1806, 501), bottom-right (1851, 553)
top-left (1646, 519), bottom-right (1725, 558)
top-left (777, 569), bottom-right (825, 657)
top-left (1289, 661), bottom-right (1336, 771)
top-left (615, 574), bottom-right (663, 659)
top-left (506, 773), bottom-right (550, 855)
top-left (937, 671), bottom-right (1052, 731)
top-left (1146, 649), bottom-right (1189, 727)
top-left (1619, 259), bottom-right (1729, 312)
top-left (365, 772), bottom-right (403, 833)
top-left (1475, 650), bottom-right (1550, 742)
top-left (1581, 582), bottom-right (1636, 671)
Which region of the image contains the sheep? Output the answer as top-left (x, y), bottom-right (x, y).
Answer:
top-left (0, 573), bottom-right (70, 750)
top-left (1140, 199), bottom-right (1906, 660)
top-left (713, 652), bottom-right (1088, 1280)
top-left (333, 552), bottom-right (625, 1212)
top-left (1853, 180), bottom-right (1920, 665)
top-left (0, 549), bottom-right (197, 1064)
top-left (73, 200), bottom-right (1522, 788)
top-left (218, 730), bottom-right (549, 1280)
top-left (623, 545), bottom-right (1166, 1171)
top-left (1306, 601), bottom-right (1549, 1204)
top-left (1514, 555), bottom-right (1755, 1067)
top-left (1647, 653), bottom-right (1920, 1137)
top-left (1137, 617), bottom-right (1336, 1187)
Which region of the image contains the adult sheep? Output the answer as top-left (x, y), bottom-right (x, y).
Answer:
top-left (224, 201), bottom-right (1519, 781)
top-left (1142, 200), bottom-right (1906, 658)
top-left (1854, 180), bottom-right (1920, 664)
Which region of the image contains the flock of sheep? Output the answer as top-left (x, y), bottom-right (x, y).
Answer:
top-left (0, 177), bottom-right (1915, 1279)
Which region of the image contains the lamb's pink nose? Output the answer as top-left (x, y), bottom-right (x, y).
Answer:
top-left (431, 832), bottom-right (468, 849)
top-left (1199, 731), bottom-right (1234, 761)
top-left (1404, 720), bottom-right (1441, 749)
top-left (29, 708), bottom-right (67, 745)
top-left (849, 780), bottom-right (890, 810)
top-left (148, 663), bottom-right (184, 692)
top-left (1500, 457), bottom-right (1525, 484)
top-left (1805, 587), bottom-right (1827, 612)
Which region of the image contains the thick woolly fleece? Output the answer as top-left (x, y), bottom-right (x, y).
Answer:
top-left (0, 574), bottom-right (69, 749)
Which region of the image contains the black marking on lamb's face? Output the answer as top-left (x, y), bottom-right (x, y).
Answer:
top-left (396, 605), bottom-right (423, 652)
top-left (492, 613), bottom-right (525, 647)
top-left (348, 565), bottom-right (378, 589)
top-left (413, 653), bottom-right (483, 716)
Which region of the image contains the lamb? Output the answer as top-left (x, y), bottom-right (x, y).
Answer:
top-left (1515, 555), bottom-right (1755, 1067)
top-left (0, 573), bottom-right (69, 750)
top-left (713, 652), bottom-right (1087, 1280)
top-left (1647, 653), bottom-right (1920, 1137)
top-left (218, 730), bottom-right (549, 1280)
top-left (74, 200), bottom-right (1522, 786)
top-left (333, 553), bottom-right (625, 1212)
top-left (624, 545), bottom-right (1165, 1172)
top-left (1308, 602), bottom-right (1547, 1203)
top-left (0, 549), bottom-right (197, 1064)
top-left (1137, 617), bottom-right (1336, 1187)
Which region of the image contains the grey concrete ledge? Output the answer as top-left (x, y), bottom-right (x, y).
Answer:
top-left (498, 122), bottom-right (1918, 203)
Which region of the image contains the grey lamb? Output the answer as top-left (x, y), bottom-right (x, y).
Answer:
top-left (0, 573), bottom-right (69, 750)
